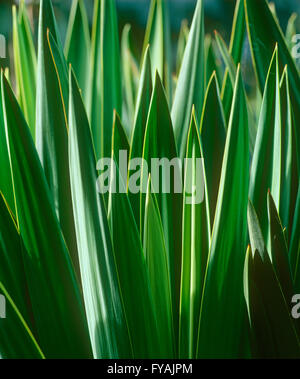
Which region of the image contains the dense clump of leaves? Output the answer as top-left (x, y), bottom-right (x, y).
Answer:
top-left (0, 0), bottom-right (299, 358)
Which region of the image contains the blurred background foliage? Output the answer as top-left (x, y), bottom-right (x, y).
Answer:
top-left (0, 0), bottom-right (299, 89)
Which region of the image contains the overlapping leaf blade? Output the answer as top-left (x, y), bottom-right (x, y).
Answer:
top-left (65, 0), bottom-right (90, 99)
top-left (68, 69), bottom-right (131, 359)
top-left (249, 47), bottom-right (281, 247)
top-left (179, 111), bottom-right (210, 358)
top-left (142, 73), bottom-right (182, 327)
top-left (279, 68), bottom-right (299, 240)
top-left (88, 0), bottom-right (122, 159)
top-left (197, 66), bottom-right (249, 358)
top-left (172, 0), bottom-right (205, 159)
top-left (268, 192), bottom-right (294, 302)
top-left (35, 0), bottom-right (79, 275)
top-left (12, 2), bottom-right (36, 136)
top-left (0, 282), bottom-right (44, 359)
top-left (0, 194), bottom-right (29, 325)
top-left (129, 46), bottom-right (153, 226)
top-left (221, 0), bottom-right (245, 123)
top-left (245, 201), bottom-right (300, 358)
top-left (1, 73), bottom-right (92, 358)
top-left (0, 76), bottom-right (15, 213)
top-left (144, 179), bottom-right (175, 358)
top-left (200, 73), bottom-right (226, 224)
top-left (121, 24), bottom-right (139, 136)
top-left (244, 0), bottom-right (300, 171)
top-left (109, 163), bottom-right (160, 358)
top-left (142, 0), bottom-right (172, 103)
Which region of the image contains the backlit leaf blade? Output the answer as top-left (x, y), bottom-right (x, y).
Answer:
top-left (142, 0), bottom-right (172, 103)
top-left (245, 202), bottom-right (300, 358)
top-left (0, 75), bottom-right (15, 213)
top-left (109, 162), bottom-right (160, 358)
top-left (267, 191), bottom-right (294, 302)
top-left (12, 2), bottom-right (36, 136)
top-left (171, 0), bottom-right (205, 159)
top-left (244, 0), bottom-right (300, 170)
top-left (215, 31), bottom-right (236, 87)
top-left (200, 72), bottom-right (226, 225)
top-left (112, 111), bottom-right (130, 160)
top-left (64, 0), bottom-right (90, 99)
top-left (228, 0), bottom-right (245, 65)
top-left (176, 20), bottom-right (189, 77)
top-left (121, 24), bottom-right (139, 137)
top-left (244, 0), bottom-right (299, 93)
top-left (35, 0), bottom-right (79, 276)
top-left (68, 69), bottom-right (131, 359)
top-left (144, 178), bottom-right (175, 358)
top-left (0, 283), bottom-right (44, 359)
top-left (197, 66), bottom-right (249, 358)
top-left (179, 111), bottom-right (210, 358)
top-left (129, 46), bottom-right (152, 227)
top-left (142, 73), bottom-right (182, 328)
top-left (111, 110), bottom-right (130, 194)
top-left (286, 13), bottom-right (297, 52)
top-left (215, 30), bottom-right (237, 123)
top-left (249, 47), bottom-right (281, 247)
top-left (1, 73), bottom-right (92, 359)
top-left (0, 194), bottom-right (30, 325)
top-left (219, 0), bottom-right (246, 113)
top-left (279, 67), bottom-right (299, 241)
top-left (204, 36), bottom-right (222, 88)
top-left (88, 0), bottom-right (122, 159)
top-left (47, 30), bottom-right (69, 108)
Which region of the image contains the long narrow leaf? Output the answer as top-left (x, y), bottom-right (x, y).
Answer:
top-left (1, 73), bottom-right (92, 359)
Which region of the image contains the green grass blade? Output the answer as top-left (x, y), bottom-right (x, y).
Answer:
top-left (290, 182), bottom-right (300, 291)
top-left (142, 0), bottom-right (172, 103)
top-left (0, 283), bottom-right (44, 359)
top-left (200, 73), bottom-right (226, 225)
top-left (279, 67), bottom-right (299, 241)
top-left (215, 31), bottom-right (236, 87)
top-left (204, 35), bottom-right (222, 88)
top-left (244, 0), bottom-right (300, 171)
top-left (121, 24), bottom-right (139, 137)
top-left (142, 73), bottom-right (182, 330)
top-left (267, 191), bottom-right (294, 302)
top-left (144, 178), bottom-right (175, 358)
top-left (0, 194), bottom-right (30, 325)
top-left (179, 111), bottom-right (210, 358)
top-left (171, 0), bottom-right (205, 159)
top-left (229, 0), bottom-right (245, 64)
top-left (0, 76), bottom-right (15, 213)
top-left (88, 0), bottom-right (122, 159)
top-left (109, 162), bottom-right (160, 358)
top-left (35, 0), bottom-right (79, 276)
top-left (1, 73), bottom-right (92, 358)
top-left (68, 70), bottom-right (131, 358)
top-left (129, 46), bottom-right (153, 227)
top-left (286, 13), bottom-right (298, 51)
top-left (111, 110), bottom-right (130, 193)
top-left (219, 0), bottom-right (245, 124)
top-left (245, 202), bottom-right (300, 358)
top-left (215, 30), bottom-right (237, 123)
top-left (176, 20), bottom-right (189, 77)
top-left (197, 66), bottom-right (249, 358)
top-left (112, 111), bottom-right (130, 159)
top-left (12, 2), bottom-right (36, 136)
top-left (64, 0), bottom-right (90, 99)
top-left (249, 47), bottom-right (281, 248)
